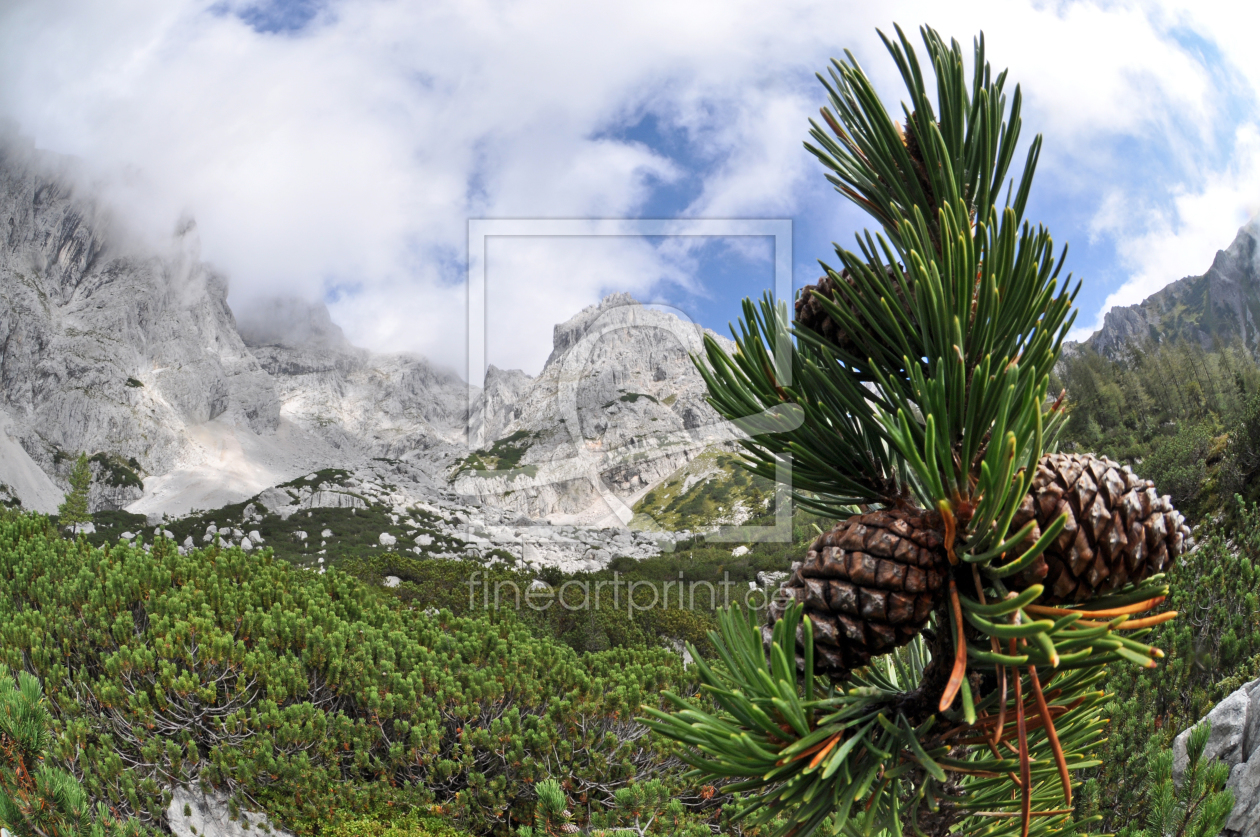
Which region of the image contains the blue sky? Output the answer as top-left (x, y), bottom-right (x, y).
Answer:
top-left (1, 0), bottom-right (1258, 381)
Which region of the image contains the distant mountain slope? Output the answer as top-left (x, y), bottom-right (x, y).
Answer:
top-left (1086, 222), bottom-right (1260, 359)
top-left (0, 138), bottom-right (740, 525)
top-left (0, 135), bottom-right (290, 511)
top-left (454, 293), bottom-right (740, 526)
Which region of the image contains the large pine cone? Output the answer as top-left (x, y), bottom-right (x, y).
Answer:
top-left (1009, 453), bottom-right (1191, 603)
top-left (768, 508), bottom-right (949, 678)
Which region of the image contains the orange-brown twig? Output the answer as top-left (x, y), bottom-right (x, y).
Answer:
top-left (1028, 664), bottom-right (1071, 807)
top-left (941, 501), bottom-right (959, 565)
top-left (940, 577), bottom-right (968, 712)
top-left (1012, 638), bottom-right (1031, 837)
top-left (1024, 596), bottom-right (1165, 619)
top-left (807, 732), bottom-right (844, 770)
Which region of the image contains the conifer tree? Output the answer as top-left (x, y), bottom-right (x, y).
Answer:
top-left (645, 24), bottom-right (1194, 837)
top-left (56, 454), bottom-right (91, 532)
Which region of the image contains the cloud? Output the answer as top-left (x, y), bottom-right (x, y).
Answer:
top-left (1069, 122), bottom-right (1260, 340)
top-left (0, 0), bottom-right (1256, 373)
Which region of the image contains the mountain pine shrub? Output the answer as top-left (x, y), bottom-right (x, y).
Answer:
top-left (0, 665), bottom-right (146, 837)
top-left (650, 22), bottom-right (1191, 837)
top-left (0, 512), bottom-right (698, 835)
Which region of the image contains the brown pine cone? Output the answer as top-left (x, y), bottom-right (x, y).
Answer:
top-left (1008, 452), bottom-right (1192, 603)
top-left (768, 507), bottom-right (949, 678)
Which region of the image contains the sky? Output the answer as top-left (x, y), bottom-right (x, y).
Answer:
top-left (1, 0), bottom-right (1258, 383)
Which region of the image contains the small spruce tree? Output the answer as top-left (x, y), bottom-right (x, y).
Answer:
top-left (57, 453), bottom-right (92, 531)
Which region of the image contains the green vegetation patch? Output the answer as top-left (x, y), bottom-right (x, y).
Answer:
top-left (631, 450), bottom-right (774, 532)
top-left (450, 430), bottom-right (538, 479)
top-left (125, 377), bottom-right (144, 388)
top-left (88, 452), bottom-right (144, 489)
top-left (0, 511), bottom-right (692, 836)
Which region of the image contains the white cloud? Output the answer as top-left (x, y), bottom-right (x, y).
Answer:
top-left (1069, 122), bottom-right (1260, 340)
top-left (0, 0), bottom-right (1255, 372)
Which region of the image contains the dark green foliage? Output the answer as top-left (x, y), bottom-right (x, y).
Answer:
top-left (588, 778), bottom-right (720, 836)
top-left (1110, 723), bottom-right (1233, 837)
top-left (1090, 499), bottom-right (1260, 832)
top-left (0, 512), bottom-right (695, 836)
top-left (323, 810), bottom-right (473, 837)
top-left (603, 391), bottom-right (659, 408)
top-left (0, 665), bottom-right (147, 837)
top-left (87, 453), bottom-right (143, 490)
top-left (631, 452), bottom-right (776, 532)
top-left (1055, 339), bottom-right (1260, 520)
top-left (125, 378), bottom-right (144, 388)
top-left (57, 453), bottom-right (92, 528)
top-left (451, 432), bottom-right (537, 478)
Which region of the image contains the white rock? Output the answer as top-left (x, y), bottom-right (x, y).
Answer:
top-left (1174, 686), bottom-right (1251, 787)
top-left (120, 531), bottom-right (135, 540)
top-left (415, 534), bottom-right (433, 546)
top-left (167, 786), bottom-right (294, 837)
top-left (294, 530), bottom-right (307, 541)
top-left (379, 532), bottom-right (397, 547)
top-left (248, 530), bottom-right (262, 543)
top-left (240, 537), bottom-right (252, 551)
top-left (206, 524), bottom-right (218, 535)
top-left (384, 575), bottom-right (401, 587)
top-left (731, 545), bottom-right (750, 557)
top-left (231, 528), bottom-right (244, 539)
top-left (69, 522), bottom-right (95, 535)
top-left (183, 535), bottom-right (194, 548)
top-left (321, 529), bottom-right (333, 538)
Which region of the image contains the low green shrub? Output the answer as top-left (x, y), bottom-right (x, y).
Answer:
top-left (0, 512), bottom-right (693, 836)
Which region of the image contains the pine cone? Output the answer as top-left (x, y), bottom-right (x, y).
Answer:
top-left (768, 508), bottom-right (948, 678)
top-left (794, 265), bottom-right (909, 359)
top-left (1009, 453), bottom-right (1192, 603)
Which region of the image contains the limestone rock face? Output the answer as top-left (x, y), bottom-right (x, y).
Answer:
top-left (1079, 222), bottom-right (1260, 360)
top-left (0, 135), bottom-right (281, 511)
top-left (455, 292), bottom-right (741, 525)
top-left (242, 303), bottom-right (470, 458)
top-left (0, 139), bottom-right (741, 526)
top-left (167, 786), bottom-right (293, 837)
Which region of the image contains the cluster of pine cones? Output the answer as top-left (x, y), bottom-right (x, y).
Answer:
top-left (769, 412), bottom-right (1191, 679)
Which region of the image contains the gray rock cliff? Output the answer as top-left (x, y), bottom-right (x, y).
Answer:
top-left (0, 135), bottom-right (281, 511)
top-left (1083, 222), bottom-right (1260, 359)
top-left (1173, 678), bottom-right (1260, 835)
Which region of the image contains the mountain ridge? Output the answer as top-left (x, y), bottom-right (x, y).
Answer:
top-left (1080, 221), bottom-right (1260, 359)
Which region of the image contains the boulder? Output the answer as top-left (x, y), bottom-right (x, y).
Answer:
top-left (240, 537), bottom-right (253, 551)
top-left (379, 532), bottom-right (397, 547)
top-left (1174, 687), bottom-right (1251, 786)
top-left (383, 575), bottom-right (401, 588)
top-left (167, 786), bottom-right (293, 837)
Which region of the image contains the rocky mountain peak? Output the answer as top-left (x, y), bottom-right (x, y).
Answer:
top-left (1085, 222), bottom-right (1260, 359)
